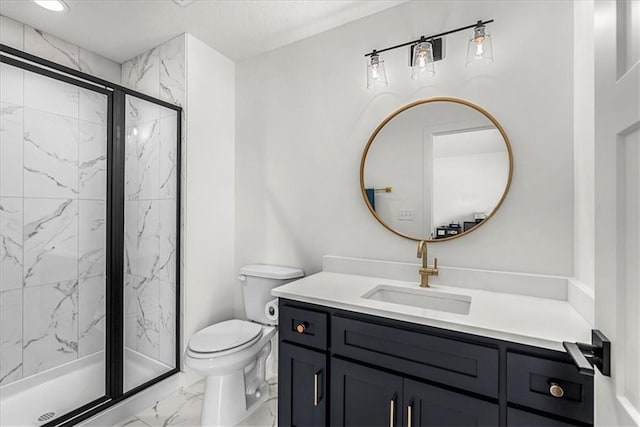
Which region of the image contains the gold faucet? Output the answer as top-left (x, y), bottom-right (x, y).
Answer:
top-left (417, 240), bottom-right (438, 288)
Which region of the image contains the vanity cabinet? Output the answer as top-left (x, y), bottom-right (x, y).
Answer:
top-left (331, 358), bottom-right (499, 426)
top-left (278, 300), bottom-right (593, 427)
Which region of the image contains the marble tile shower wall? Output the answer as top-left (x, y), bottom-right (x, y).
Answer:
top-left (121, 35), bottom-right (185, 368)
top-left (0, 16), bottom-right (121, 83)
top-left (0, 15), bottom-right (119, 387)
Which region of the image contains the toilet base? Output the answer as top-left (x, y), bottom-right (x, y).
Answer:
top-left (199, 342), bottom-right (273, 426)
top-left (201, 371), bottom-right (245, 426)
top-left (200, 373), bottom-right (273, 427)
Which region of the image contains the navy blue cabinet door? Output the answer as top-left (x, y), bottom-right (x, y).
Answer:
top-left (507, 408), bottom-right (583, 426)
top-left (404, 379), bottom-right (499, 426)
top-left (278, 342), bottom-right (326, 426)
top-left (331, 358), bottom-right (403, 427)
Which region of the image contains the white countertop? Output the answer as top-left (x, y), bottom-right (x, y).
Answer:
top-left (272, 271), bottom-right (592, 352)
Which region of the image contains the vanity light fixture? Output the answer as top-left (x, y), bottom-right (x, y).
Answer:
top-left (366, 51), bottom-right (388, 89)
top-left (365, 18), bottom-right (494, 88)
top-left (410, 39), bottom-right (435, 79)
top-left (466, 21), bottom-right (493, 67)
top-left (33, 0), bottom-right (68, 12)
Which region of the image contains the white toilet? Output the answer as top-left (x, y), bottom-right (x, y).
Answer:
top-left (185, 264), bottom-right (304, 426)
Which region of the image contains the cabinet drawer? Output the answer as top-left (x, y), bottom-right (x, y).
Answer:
top-left (332, 315), bottom-right (499, 398)
top-left (280, 305), bottom-right (328, 350)
top-left (507, 407), bottom-right (583, 426)
top-left (507, 352), bottom-right (593, 425)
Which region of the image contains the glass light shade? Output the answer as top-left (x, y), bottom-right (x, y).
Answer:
top-left (33, 0), bottom-right (68, 12)
top-left (367, 54), bottom-right (388, 89)
top-left (466, 25), bottom-right (493, 67)
top-left (410, 41), bottom-right (435, 79)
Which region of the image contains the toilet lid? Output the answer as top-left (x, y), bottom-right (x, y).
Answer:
top-left (188, 319), bottom-right (263, 354)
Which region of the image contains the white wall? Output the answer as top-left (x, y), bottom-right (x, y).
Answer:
top-left (183, 34), bottom-right (236, 381)
top-left (235, 0), bottom-right (575, 296)
top-left (573, 0), bottom-right (595, 291)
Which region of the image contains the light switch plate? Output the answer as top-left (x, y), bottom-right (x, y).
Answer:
top-left (398, 209), bottom-right (415, 221)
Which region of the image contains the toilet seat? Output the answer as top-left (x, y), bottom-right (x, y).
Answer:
top-left (187, 319), bottom-right (263, 359)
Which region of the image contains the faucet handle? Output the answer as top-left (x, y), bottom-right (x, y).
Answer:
top-left (433, 257), bottom-right (438, 269)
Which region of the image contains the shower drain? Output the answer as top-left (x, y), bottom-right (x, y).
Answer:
top-left (37, 412), bottom-right (56, 423)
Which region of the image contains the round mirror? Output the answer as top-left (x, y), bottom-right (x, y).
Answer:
top-left (360, 97), bottom-right (513, 242)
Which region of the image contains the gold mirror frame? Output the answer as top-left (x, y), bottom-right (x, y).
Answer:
top-left (359, 97), bottom-right (514, 242)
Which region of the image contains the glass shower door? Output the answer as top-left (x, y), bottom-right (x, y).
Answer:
top-left (0, 61), bottom-right (108, 425)
top-left (122, 94), bottom-right (178, 391)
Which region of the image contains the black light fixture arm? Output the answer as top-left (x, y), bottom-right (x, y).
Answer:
top-left (364, 19), bottom-right (494, 57)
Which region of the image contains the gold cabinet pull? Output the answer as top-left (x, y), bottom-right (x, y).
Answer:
top-left (313, 371), bottom-right (320, 406)
top-left (313, 369), bottom-right (322, 406)
top-left (296, 322), bottom-right (307, 334)
top-left (407, 404), bottom-right (412, 427)
top-left (389, 397), bottom-right (395, 427)
top-left (549, 382), bottom-right (564, 398)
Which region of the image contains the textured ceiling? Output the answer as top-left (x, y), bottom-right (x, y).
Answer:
top-left (0, 0), bottom-right (406, 63)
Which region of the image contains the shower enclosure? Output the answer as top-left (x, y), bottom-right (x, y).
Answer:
top-left (0, 44), bottom-right (180, 426)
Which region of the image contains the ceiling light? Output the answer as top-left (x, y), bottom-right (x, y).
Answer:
top-left (33, 0), bottom-right (68, 12)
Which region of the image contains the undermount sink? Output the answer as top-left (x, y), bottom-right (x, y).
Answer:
top-left (362, 285), bottom-right (472, 315)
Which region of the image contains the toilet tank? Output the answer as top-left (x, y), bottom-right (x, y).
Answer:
top-left (239, 264), bottom-right (304, 325)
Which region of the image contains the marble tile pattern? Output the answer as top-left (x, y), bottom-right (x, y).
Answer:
top-left (1, 15), bottom-right (121, 83)
top-left (122, 49), bottom-right (161, 99)
top-left (0, 289), bottom-right (23, 385)
top-left (122, 34), bottom-right (185, 107)
top-left (120, 33), bottom-right (184, 371)
top-left (118, 378), bottom-right (278, 427)
top-left (22, 280), bottom-right (79, 377)
top-left (0, 15), bottom-right (23, 50)
top-left (0, 16), bottom-right (184, 386)
top-left (0, 25), bottom-right (112, 385)
top-left (123, 94), bottom-right (178, 369)
top-left (159, 36), bottom-right (186, 108)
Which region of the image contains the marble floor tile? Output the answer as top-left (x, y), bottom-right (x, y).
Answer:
top-left (118, 377), bottom-right (278, 427)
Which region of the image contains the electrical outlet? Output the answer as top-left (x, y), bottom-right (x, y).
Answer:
top-left (398, 209), bottom-right (415, 221)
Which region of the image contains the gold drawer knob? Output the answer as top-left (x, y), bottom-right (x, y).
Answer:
top-left (549, 382), bottom-right (564, 398)
top-left (296, 322), bottom-right (307, 334)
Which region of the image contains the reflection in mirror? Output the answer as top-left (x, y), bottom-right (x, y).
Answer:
top-left (361, 98), bottom-right (512, 242)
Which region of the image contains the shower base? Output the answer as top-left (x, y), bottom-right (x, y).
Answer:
top-left (0, 349), bottom-right (171, 426)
